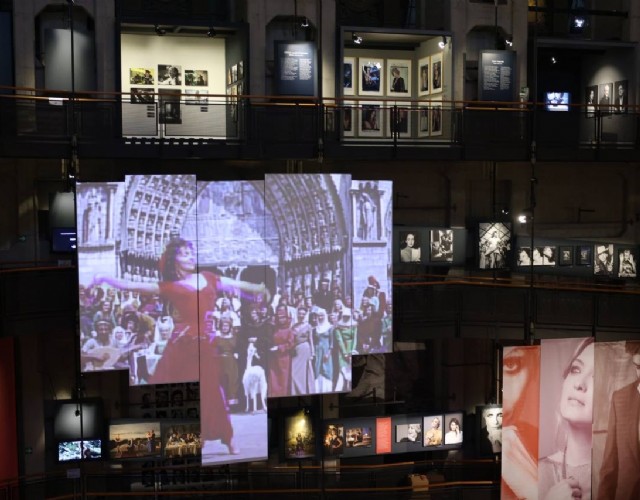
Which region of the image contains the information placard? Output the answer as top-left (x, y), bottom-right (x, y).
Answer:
top-left (478, 50), bottom-right (516, 102)
top-left (274, 41), bottom-right (317, 96)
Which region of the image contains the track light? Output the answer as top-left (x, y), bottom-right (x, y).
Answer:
top-left (352, 32), bottom-right (363, 45)
top-left (505, 36), bottom-right (513, 47)
top-left (550, 56), bottom-right (557, 64)
top-left (438, 36), bottom-right (447, 49)
top-left (154, 25), bottom-right (166, 36)
top-left (207, 27), bottom-right (216, 38)
top-left (301, 17), bottom-right (309, 28)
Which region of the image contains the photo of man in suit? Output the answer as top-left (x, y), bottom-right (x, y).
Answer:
top-left (615, 80), bottom-right (628, 113)
top-left (596, 341), bottom-right (640, 500)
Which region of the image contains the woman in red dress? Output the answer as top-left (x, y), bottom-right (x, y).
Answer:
top-left (92, 238), bottom-right (267, 455)
top-left (268, 305), bottom-right (295, 397)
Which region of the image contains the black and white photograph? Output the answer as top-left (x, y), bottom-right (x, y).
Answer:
top-left (185, 89), bottom-right (208, 105)
top-left (478, 222), bottom-right (510, 269)
top-left (614, 80), bottom-right (628, 113)
top-left (430, 229), bottom-right (453, 262)
top-left (431, 53), bottom-right (443, 94)
top-left (158, 89), bottom-right (182, 124)
top-left (238, 61), bottom-right (244, 80)
top-left (594, 244), bottom-right (614, 276)
top-left (559, 246), bottom-right (573, 266)
top-left (585, 85), bottom-right (597, 117)
top-left (517, 247), bottom-right (531, 267)
top-left (444, 413), bottom-right (464, 445)
top-left (532, 246), bottom-right (556, 266)
top-left (477, 405), bottom-right (502, 456)
top-left (130, 87), bottom-right (155, 104)
top-left (387, 59), bottom-right (411, 96)
top-left (418, 57), bottom-right (430, 96)
top-left (430, 100), bottom-right (443, 137)
top-left (157, 64), bottom-right (182, 86)
top-left (617, 247), bottom-right (637, 278)
top-left (395, 423), bottom-right (422, 443)
top-left (577, 245), bottom-right (592, 266)
top-left (343, 57), bottom-right (355, 96)
top-left (359, 59), bottom-right (383, 95)
top-left (129, 67), bottom-right (154, 85)
top-left (399, 231), bottom-right (421, 263)
top-left (185, 69), bottom-right (208, 87)
top-left (232, 64), bottom-right (238, 83)
top-left (598, 82), bottom-right (613, 114)
top-left (359, 103), bottom-right (382, 136)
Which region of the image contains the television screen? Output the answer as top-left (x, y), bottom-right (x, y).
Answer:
top-left (545, 92), bottom-right (570, 111)
top-left (109, 422), bottom-right (161, 460)
top-left (58, 439), bottom-right (102, 462)
top-left (51, 227), bottom-right (77, 253)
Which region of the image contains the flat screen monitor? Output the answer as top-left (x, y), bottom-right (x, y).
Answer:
top-left (54, 400), bottom-right (103, 441)
top-left (51, 227), bottom-right (77, 253)
top-left (545, 91), bottom-right (570, 111)
top-left (57, 439), bottom-right (102, 462)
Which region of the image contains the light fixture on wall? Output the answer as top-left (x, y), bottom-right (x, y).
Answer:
top-left (505, 36), bottom-right (513, 47)
top-left (438, 36), bottom-right (447, 49)
top-left (207, 27), bottom-right (216, 38)
top-left (154, 25), bottom-right (166, 36)
top-left (301, 17), bottom-right (309, 28)
top-left (550, 56), bottom-right (557, 65)
top-left (352, 32), bottom-right (363, 45)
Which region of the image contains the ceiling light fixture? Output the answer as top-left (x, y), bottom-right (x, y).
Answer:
top-left (154, 25), bottom-right (166, 36)
top-left (352, 32), bottom-right (363, 45)
top-left (438, 36), bottom-right (447, 49)
top-left (207, 27), bottom-right (216, 38)
top-left (301, 17), bottom-right (309, 28)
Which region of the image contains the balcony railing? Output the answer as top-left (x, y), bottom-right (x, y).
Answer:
top-left (1, 87), bottom-right (640, 161)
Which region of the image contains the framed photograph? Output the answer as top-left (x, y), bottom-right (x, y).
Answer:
top-left (585, 85), bottom-right (597, 117)
top-left (284, 411), bottom-right (316, 460)
top-left (516, 247), bottom-right (531, 267)
top-left (227, 68), bottom-right (232, 85)
top-left (423, 415), bottom-right (443, 447)
top-left (430, 229), bottom-right (454, 262)
top-left (157, 64), bottom-right (182, 86)
top-left (418, 57), bottom-right (430, 96)
top-left (617, 247), bottom-right (637, 278)
top-left (109, 421), bottom-right (161, 460)
top-left (343, 57), bottom-right (355, 96)
top-left (359, 58), bottom-right (383, 96)
top-left (559, 246), bottom-right (573, 266)
top-left (396, 422), bottom-right (422, 444)
top-left (614, 80), bottom-right (628, 113)
top-left (185, 89), bottom-right (208, 105)
top-left (399, 230), bottom-right (421, 263)
top-left (325, 108), bottom-right (335, 133)
top-left (532, 246), bottom-right (556, 266)
top-left (158, 89), bottom-right (182, 124)
top-left (430, 53), bottom-right (443, 94)
top-left (323, 423), bottom-right (345, 457)
top-left (129, 67), bottom-right (154, 85)
top-left (342, 101), bottom-right (355, 137)
top-left (359, 101), bottom-right (383, 137)
top-left (185, 69), bottom-right (208, 87)
top-left (232, 64), bottom-right (238, 83)
top-left (387, 59), bottom-right (411, 96)
top-left (477, 405), bottom-right (502, 456)
top-left (594, 244), bottom-right (614, 276)
top-left (478, 222), bottom-right (511, 269)
top-left (130, 87), bottom-right (155, 104)
top-left (598, 82), bottom-right (613, 114)
top-left (345, 426), bottom-right (372, 448)
top-left (430, 99), bottom-right (443, 137)
top-left (444, 412), bottom-right (464, 446)
top-left (577, 245), bottom-right (592, 266)
top-left (417, 103), bottom-right (430, 138)
top-left (238, 61), bottom-right (244, 80)
top-left (388, 103), bottom-right (411, 138)
top-left (163, 421), bottom-right (201, 458)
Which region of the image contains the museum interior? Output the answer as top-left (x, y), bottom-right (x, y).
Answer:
top-left (1, 0), bottom-right (640, 498)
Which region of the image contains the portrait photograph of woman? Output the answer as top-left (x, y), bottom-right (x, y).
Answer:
top-left (359, 103), bottom-right (382, 136)
top-left (359, 59), bottom-right (383, 95)
top-left (387, 59), bottom-right (411, 96)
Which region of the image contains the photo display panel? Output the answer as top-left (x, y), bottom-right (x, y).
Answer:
top-left (264, 174), bottom-right (353, 396)
top-left (196, 180), bottom-right (271, 466)
top-left (108, 421), bottom-right (161, 460)
top-left (477, 405), bottom-right (502, 456)
top-left (538, 338), bottom-right (594, 499)
top-left (351, 180), bottom-right (393, 354)
top-left (76, 175), bottom-right (200, 385)
top-left (162, 421), bottom-right (201, 459)
top-left (501, 345), bottom-right (540, 499)
top-left (283, 411), bottom-right (316, 460)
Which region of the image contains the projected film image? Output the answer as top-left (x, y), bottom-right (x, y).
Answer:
top-left (58, 439), bottom-right (102, 462)
top-left (109, 422), bottom-right (161, 459)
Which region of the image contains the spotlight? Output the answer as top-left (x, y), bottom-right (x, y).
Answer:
top-left (352, 32), bottom-right (363, 45)
top-left (154, 25), bottom-right (166, 36)
top-left (301, 17), bottom-right (309, 28)
top-left (505, 36), bottom-right (513, 47)
top-left (438, 36), bottom-right (447, 49)
top-left (501, 207), bottom-right (510, 215)
top-left (573, 17), bottom-right (585, 29)
top-left (518, 214), bottom-right (528, 224)
top-left (550, 56), bottom-right (557, 64)
top-left (207, 27), bottom-right (216, 38)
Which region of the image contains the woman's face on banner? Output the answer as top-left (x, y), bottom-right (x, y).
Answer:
top-left (560, 342), bottom-right (594, 425)
top-left (503, 348), bottom-right (530, 417)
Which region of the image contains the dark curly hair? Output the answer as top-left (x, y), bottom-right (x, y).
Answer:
top-left (159, 238), bottom-right (194, 282)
